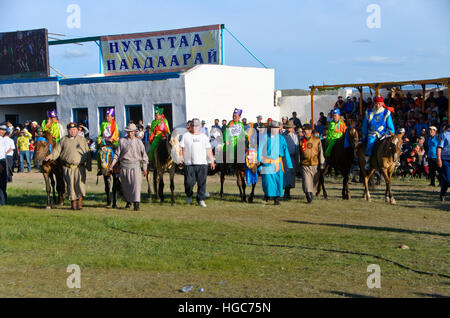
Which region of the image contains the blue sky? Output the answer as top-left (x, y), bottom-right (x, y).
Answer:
top-left (1, 0), bottom-right (449, 89)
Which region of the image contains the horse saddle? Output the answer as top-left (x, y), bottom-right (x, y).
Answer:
top-left (369, 136), bottom-right (388, 166)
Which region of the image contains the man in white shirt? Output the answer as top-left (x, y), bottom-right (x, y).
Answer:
top-left (180, 118), bottom-right (215, 207)
top-left (0, 124), bottom-right (9, 205)
top-left (3, 132), bottom-right (15, 182)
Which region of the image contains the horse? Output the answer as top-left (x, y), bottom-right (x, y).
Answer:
top-left (357, 133), bottom-right (404, 204)
top-left (316, 127), bottom-right (359, 200)
top-left (34, 131), bottom-right (65, 209)
top-left (217, 126), bottom-right (258, 203)
top-left (146, 134), bottom-right (179, 205)
top-left (96, 146), bottom-right (121, 208)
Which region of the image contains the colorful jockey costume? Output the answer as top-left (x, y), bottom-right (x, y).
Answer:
top-left (362, 97), bottom-right (395, 168)
top-left (97, 108), bottom-right (119, 148)
top-left (245, 122), bottom-right (259, 186)
top-left (257, 121), bottom-right (293, 205)
top-left (148, 106), bottom-right (170, 162)
top-left (222, 108), bottom-right (246, 163)
top-left (325, 108), bottom-right (347, 157)
top-left (97, 140), bottom-right (115, 171)
top-left (41, 109), bottom-right (65, 143)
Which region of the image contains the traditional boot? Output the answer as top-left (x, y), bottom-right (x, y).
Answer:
top-left (308, 192), bottom-right (314, 203)
top-left (274, 197), bottom-right (280, 205)
top-left (134, 202), bottom-right (140, 211)
top-left (71, 200), bottom-right (77, 210)
top-left (77, 197), bottom-right (83, 210)
top-left (125, 202), bottom-right (131, 209)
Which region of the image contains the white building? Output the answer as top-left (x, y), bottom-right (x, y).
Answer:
top-left (0, 64), bottom-right (276, 137)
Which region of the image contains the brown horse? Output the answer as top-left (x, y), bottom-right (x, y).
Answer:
top-left (147, 135), bottom-right (177, 205)
top-left (97, 146), bottom-right (121, 208)
top-left (357, 133), bottom-right (404, 204)
top-left (34, 131), bottom-right (65, 209)
top-left (317, 127), bottom-right (359, 200)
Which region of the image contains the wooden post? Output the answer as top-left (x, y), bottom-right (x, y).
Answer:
top-left (310, 87), bottom-right (316, 130)
top-left (373, 84), bottom-right (380, 97)
top-left (358, 86), bottom-right (363, 116)
top-left (422, 84), bottom-right (426, 113)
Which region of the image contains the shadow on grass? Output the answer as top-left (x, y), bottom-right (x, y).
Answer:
top-left (413, 292), bottom-right (449, 298)
top-left (284, 220), bottom-right (450, 237)
top-left (321, 290), bottom-right (377, 298)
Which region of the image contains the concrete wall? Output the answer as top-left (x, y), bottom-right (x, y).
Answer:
top-left (183, 65), bottom-right (277, 128)
top-left (0, 79), bottom-right (59, 99)
top-left (57, 77), bottom-right (186, 138)
top-left (0, 65), bottom-right (277, 137)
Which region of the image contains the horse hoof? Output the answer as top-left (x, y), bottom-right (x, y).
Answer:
top-left (112, 205), bottom-right (118, 209)
top-left (46, 206), bottom-right (51, 210)
top-left (391, 199), bottom-right (396, 205)
top-left (248, 197), bottom-right (254, 203)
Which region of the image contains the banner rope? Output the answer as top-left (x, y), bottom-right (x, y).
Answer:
top-left (224, 27), bottom-right (268, 69)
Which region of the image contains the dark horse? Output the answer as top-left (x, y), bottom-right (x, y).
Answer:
top-left (357, 133), bottom-right (404, 204)
top-left (34, 131), bottom-right (65, 209)
top-left (218, 132), bottom-right (257, 203)
top-left (97, 146), bottom-right (121, 208)
top-left (316, 127), bottom-right (359, 200)
top-left (147, 134), bottom-right (176, 205)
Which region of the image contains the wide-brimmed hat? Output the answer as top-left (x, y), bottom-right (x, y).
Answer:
top-left (284, 120), bottom-right (295, 128)
top-left (125, 123), bottom-right (137, 132)
top-left (269, 120), bottom-right (280, 128)
top-left (0, 124), bottom-right (7, 130)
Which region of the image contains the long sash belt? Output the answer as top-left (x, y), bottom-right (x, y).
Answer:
top-left (120, 162), bottom-right (140, 169)
top-left (262, 157), bottom-right (284, 173)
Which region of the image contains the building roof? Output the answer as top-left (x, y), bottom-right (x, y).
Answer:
top-left (0, 72), bottom-right (181, 86)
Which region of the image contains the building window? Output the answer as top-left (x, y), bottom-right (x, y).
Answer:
top-left (72, 107), bottom-right (89, 128)
top-left (5, 114), bottom-right (19, 127)
top-left (98, 106), bottom-right (114, 128)
top-left (125, 105), bottom-right (143, 126)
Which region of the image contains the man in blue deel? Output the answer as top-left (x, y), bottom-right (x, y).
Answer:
top-left (362, 96), bottom-right (395, 170)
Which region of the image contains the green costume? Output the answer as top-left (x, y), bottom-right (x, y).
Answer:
top-left (97, 121), bottom-right (120, 148)
top-left (148, 107), bottom-right (170, 162)
top-left (41, 120), bottom-right (64, 143)
top-left (222, 120), bottom-right (245, 162)
top-left (325, 118), bottom-right (347, 157)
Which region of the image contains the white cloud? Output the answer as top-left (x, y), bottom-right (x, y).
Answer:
top-left (352, 56), bottom-right (407, 65)
top-left (63, 48), bottom-right (90, 59)
top-left (352, 39), bottom-right (372, 43)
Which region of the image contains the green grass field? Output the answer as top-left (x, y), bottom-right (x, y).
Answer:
top-left (0, 169), bottom-right (449, 298)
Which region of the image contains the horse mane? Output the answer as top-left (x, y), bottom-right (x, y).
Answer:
top-left (43, 130), bottom-right (56, 149)
top-left (378, 134), bottom-right (403, 161)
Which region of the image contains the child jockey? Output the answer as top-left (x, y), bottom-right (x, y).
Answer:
top-left (325, 108), bottom-right (347, 158)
